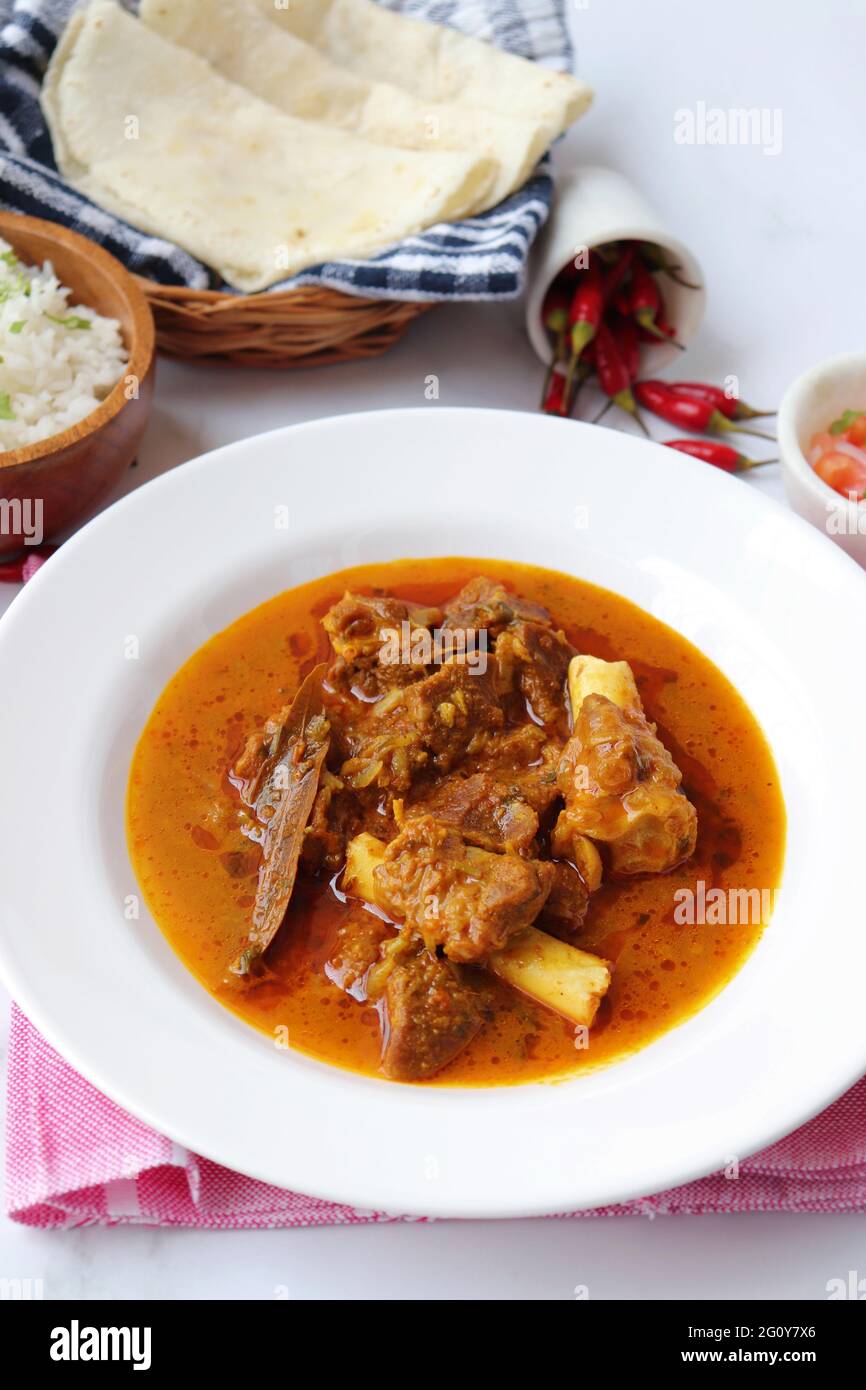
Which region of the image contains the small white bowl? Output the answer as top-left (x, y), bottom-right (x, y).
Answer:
top-left (777, 350), bottom-right (866, 568)
top-left (525, 164), bottom-right (706, 371)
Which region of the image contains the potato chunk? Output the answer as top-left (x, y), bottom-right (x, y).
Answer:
top-left (344, 831), bottom-right (385, 904)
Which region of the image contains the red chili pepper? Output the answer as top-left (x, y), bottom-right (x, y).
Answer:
top-left (593, 321), bottom-right (649, 435)
top-left (611, 286), bottom-right (633, 316)
top-left (542, 285), bottom-right (569, 343)
top-left (664, 439), bottom-right (777, 473)
top-left (634, 381), bottom-right (775, 441)
top-left (567, 259), bottom-right (604, 354)
top-left (540, 359), bottom-right (594, 416)
top-left (640, 299), bottom-right (678, 336)
top-left (667, 381), bottom-right (774, 421)
top-left (638, 319), bottom-right (676, 344)
top-left (629, 260), bottom-right (661, 328)
top-left (609, 314), bottom-right (640, 384)
top-left (593, 320), bottom-right (628, 396)
top-left (563, 258), bottom-right (604, 399)
top-left (628, 263), bottom-right (685, 350)
top-left (0, 544), bottom-right (57, 583)
top-left (539, 286), bottom-right (572, 409)
top-left (542, 369), bottom-right (569, 416)
top-left (602, 244), bottom-right (636, 303)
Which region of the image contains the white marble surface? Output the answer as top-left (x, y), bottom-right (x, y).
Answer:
top-left (2, 0), bottom-right (866, 1299)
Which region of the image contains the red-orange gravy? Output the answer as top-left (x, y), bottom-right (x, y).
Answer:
top-left (126, 558), bottom-right (785, 1086)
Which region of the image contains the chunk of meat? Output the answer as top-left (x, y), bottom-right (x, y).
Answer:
top-left (231, 664), bottom-right (328, 809)
top-left (550, 815), bottom-right (604, 892)
top-left (558, 691), bottom-right (697, 875)
top-left (441, 576), bottom-right (554, 637)
top-left (466, 725), bottom-right (563, 814)
top-left (541, 861), bottom-right (591, 937)
top-left (372, 815), bottom-right (555, 963)
top-left (325, 907), bottom-right (395, 999)
top-left (382, 949), bottom-right (486, 1081)
top-left (300, 769), bottom-right (346, 871)
top-left (233, 707), bottom-right (292, 802)
top-left (407, 772), bottom-right (539, 853)
top-left (495, 620), bottom-right (574, 727)
top-left (323, 591), bottom-right (442, 698)
top-left (400, 662), bottom-right (503, 765)
top-left (337, 661), bottom-right (503, 794)
top-left (471, 723), bottom-right (547, 767)
top-left (301, 772), bottom-right (396, 873)
top-left (344, 832), bottom-right (612, 1030)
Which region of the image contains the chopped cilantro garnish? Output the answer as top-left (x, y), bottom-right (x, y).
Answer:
top-left (9, 320), bottom-right (24, 334)
top-left (0, 267), bottom-right (31, 301)
top-left (45, 313), bottom-right (91, 330)
top-left (0, 392), bottom-right (16, 420)
top-left (829, 409), bottom-right (865, 436)
top-left (0, 250), bottom-right (19, 268)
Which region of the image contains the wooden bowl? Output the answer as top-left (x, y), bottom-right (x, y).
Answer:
top-left (0, 212), bottom-right (155, 555)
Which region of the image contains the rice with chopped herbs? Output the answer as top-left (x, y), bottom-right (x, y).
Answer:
top-left (0, 236), bottom-right (128, 452)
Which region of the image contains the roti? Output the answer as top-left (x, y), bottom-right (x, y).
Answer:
top-left (256, 0), bottom-right (591, 133)
top-left (140, 0), bottom-right (556, 208)
top-left (42, 1), bottom-right (497, 292)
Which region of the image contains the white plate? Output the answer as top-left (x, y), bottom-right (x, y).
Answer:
top-left (1, 408), bottom-right (865, 1219)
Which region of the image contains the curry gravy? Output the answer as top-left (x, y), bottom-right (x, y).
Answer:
top-left (127, 558), bottom-right (786, 1086)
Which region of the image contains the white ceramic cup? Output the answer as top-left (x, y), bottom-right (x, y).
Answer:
top-left (777, 350), bottom-right (866, 568)
top-left (525, 164), bottom-right (706, 372)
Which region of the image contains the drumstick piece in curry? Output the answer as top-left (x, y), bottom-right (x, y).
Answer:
top-left (554, 654), bottom-right (697, 876)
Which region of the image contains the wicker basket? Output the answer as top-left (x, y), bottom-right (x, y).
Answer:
top-left (136, 278), bottom-right (433, 367)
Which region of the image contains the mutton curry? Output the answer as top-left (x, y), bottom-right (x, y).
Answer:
top-left (127, 558), bottom-right (785, 1085)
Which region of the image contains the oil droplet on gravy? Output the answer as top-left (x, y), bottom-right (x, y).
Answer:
top-left (126, 557), bottom-right (786, 1086)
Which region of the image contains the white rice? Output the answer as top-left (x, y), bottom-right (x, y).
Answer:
top-left (0, 235), bottom-right (129, 453)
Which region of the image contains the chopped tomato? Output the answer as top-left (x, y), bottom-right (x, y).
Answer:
top-left (810, 409), bottom-right (866, 500)
top-left (813, 450), bottom-right (866, 499)
top-left (809, 431), bottom-right (835, 460)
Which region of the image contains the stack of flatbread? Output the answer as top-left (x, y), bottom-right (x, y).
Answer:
top-left (41, 0), bottom-right (591, 293)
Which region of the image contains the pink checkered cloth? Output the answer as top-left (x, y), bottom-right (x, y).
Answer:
top-left (6, 1005), bottom-right (866, 1228)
